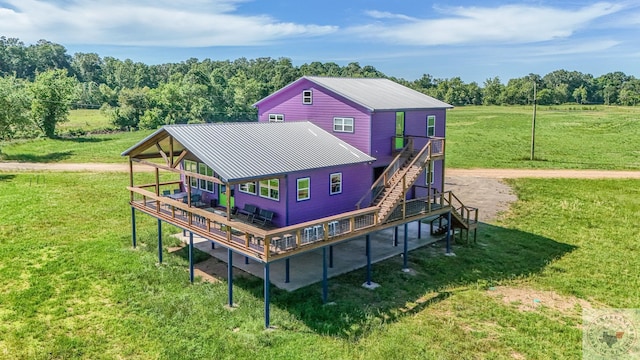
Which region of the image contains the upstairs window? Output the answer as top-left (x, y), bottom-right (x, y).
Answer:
top-left (427, 115), bottom-right (436, 137)
top-left (269, 114), bottom-right (284, 122)
top-left (333, 117), bottom-right (354, 133)
top-left (302, 90), bottom-right (313, 105)
top-left (425, 164), bottom-right (435, 185)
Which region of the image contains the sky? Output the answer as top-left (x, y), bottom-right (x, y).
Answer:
top-left (1, 0), bottom-right (639, 83)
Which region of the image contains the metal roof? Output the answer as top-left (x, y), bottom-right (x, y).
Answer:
top-left (305, 77), bottom-right (452, 111)
top-left (122, 121), bottom-right (376, 182)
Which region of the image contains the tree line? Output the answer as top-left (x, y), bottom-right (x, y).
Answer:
top-left (1, 36), bottom-right (639, 139)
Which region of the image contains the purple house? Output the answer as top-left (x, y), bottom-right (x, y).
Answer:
top-left (122, 77), bottom-right (477, 328)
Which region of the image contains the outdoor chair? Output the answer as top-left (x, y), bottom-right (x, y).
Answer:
top-left (237, 204), bottom-right (259, 220)
top-left (162, 190), bottom-right (171, 196)
top-left (173, 189), bottom-right (181, 194)
top-left (251, 209), bottom-right (274, 227)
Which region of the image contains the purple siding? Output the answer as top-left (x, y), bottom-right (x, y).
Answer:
top-left (234, 184), bottom-right (287, 227)
top-left (256, 79), bottom-right (372, 155)
top-left (286, 163), bottom-right (372, 225)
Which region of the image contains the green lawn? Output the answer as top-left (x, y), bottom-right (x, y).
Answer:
top-left (60, 109), bottom-right (113, 132)
top-left (446, 105), bottom-right (640, 169)
top-left (3, 105), bottom-right (640, 170)
top-left (0, 172), bottom-right (638, 358)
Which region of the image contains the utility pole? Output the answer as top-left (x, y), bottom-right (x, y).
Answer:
top-left (530, 81), bottom-right (537, 161)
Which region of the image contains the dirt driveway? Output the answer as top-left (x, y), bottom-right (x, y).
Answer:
top-left (2, 162), bottom-right (638, 223)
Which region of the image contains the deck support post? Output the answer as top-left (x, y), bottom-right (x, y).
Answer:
top-left (157, 219), bottom-right (162, 264)
top-left (189, 232), bottom-right (194, 283)
top-left (393, 226), bottom-right (398, 247)
top-left (366, 234), bottom-right (372, 285)
top-left (228, 248), bottom-right (233, 307)
top-left (329, 245), bottom-right (334, 268)
top-left (403, 223), bottom-right (409, 270)
top-left (474, 229), bottom-right (478, 243)
top-left (211, 241), bottom-right (215, 249)
top-left (445, 211), bottom-right (452, 255)
top-left (285, 258), bottom-right (290, 283)
top-left (322, 247), bottom-right (328, 304)
top-left (131, 207), bottom-right (137, 248)
top-left (245, 256), bottom-right (249, 265)
top-left (417, 219), bottom-right (422, 239)
top-left (264, 263), bottom-right (271, 328)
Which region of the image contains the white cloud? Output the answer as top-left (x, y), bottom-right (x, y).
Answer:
top-left (0, 0), bottom-right (337, 46)
top-left (351, 2), bottom-right (625, 46)
top-left (365, 10), bottom-right (417, 22)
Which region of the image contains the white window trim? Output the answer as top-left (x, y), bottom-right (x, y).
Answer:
top-left (259, 179), bottom-right (280, 201)
top-left (239, 182), bottom-right (257, 195)
top-left (302, 90), bottom-right (313, 105)
top-left (184, 160), bottom-right (198, 188)
top-left (330, 172), bottom-right (342, 195)
top-left (427, 115), bottom-right (436, 137)
top-left (198, 163), bottom-right (214, 192)
top-left (268, 114), bottom-right (284, 122)
top-left (425, 165), bottom-right (435, 185)
top-left (297, 177), bottom-right (310, 201)
top-left (333, 117), bottom-right (354, 133)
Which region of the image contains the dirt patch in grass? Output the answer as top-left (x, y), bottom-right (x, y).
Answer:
top-left (487, 286), bottom-right (592, 314)
top-left (445, 176), bottom-right (517, 222)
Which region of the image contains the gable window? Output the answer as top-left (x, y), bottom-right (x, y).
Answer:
top-left (259, 179), bottom-right (280, 201)
top-left (330, 173), bottom-right (342, 195)
top-left (333, 117), bottom-right (354, 133)
top-left (198, 163), bottom-right (214, 192)
top-left (239, 182), bottom-right (257, 195)
top-left (427, 115), bottom-right (436, 137)
top-left (184, 160), bottom-right (198, 188)
top-left (302, 90), bottom-right (313, 104)
top-left (297, 177), bottom-right (310, 201)
top-left (269, 114), bottom-right (284, 122)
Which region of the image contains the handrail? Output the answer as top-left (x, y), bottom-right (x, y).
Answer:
top-left (376, 141), bottom-right (433, 211)
top-left (355, 138), bottom-right (414, 209)
top-left (442, 190), bottom-right (478, 226)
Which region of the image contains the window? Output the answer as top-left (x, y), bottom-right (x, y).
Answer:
top-left (302, 90), bottom-right (313, 104)
top-left (198, 163), bottom-right (214, 192)
top-left (330, 173), bottom-right (342, 195)
top-left (268, 114), bottom-right (284, 122)
top-left (259, 179), bottom-right (279, 201)
top-left (427, 115), bottom-right (436, 137)
top-left (333, 117), bottom-right (354, 133)
top-left (297, 177), bottom-right (310, 201)
top-left (425, 165), bottom-right (435, 185)
top-left (239, 182), bottom-right (257, 195)
top-left (184, 160), bottom-right (198, 188)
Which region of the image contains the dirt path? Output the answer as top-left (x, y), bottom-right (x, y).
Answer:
top-left (2, 162), bottom-right (638, 222)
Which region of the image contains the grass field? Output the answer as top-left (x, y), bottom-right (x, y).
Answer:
top-left (2, 106), bottom-right (640, 170)
top-left (0, 172), bottom-right (638, 359)
top-left (446, 105), bottom-right (640, 170)
top-left (59, 109), bottom-right (113, 132)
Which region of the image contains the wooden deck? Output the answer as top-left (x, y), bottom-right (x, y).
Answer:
top-left (129, 186), bottom-right (464, 263)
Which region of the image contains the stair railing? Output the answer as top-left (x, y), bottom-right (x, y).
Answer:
top-left (443, 191), bottom-right (478, 226)
top-left (356, 137), bottom-right (414, 209)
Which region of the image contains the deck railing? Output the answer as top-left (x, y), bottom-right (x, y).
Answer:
top-left (442, 191), bottom-right (478, 227)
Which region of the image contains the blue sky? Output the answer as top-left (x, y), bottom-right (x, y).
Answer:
top-left (1, 0), bottom-right (639, 83)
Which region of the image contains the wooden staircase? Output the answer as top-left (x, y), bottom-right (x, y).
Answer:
top-left (356, 136), bottom-right (478, 237)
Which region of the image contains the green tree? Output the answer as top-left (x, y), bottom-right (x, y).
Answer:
top-left (29, 69), bottom-right (77, 137)
top-left (0, 75), bottom-right (31, 139)
top-left (482, 77), bottom-right (505, 105)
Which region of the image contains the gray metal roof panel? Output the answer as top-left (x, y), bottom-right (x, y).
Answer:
top-left (147, 121), bottom-right (375, 182)
top-left (305, 76), bottom-right (453, 111)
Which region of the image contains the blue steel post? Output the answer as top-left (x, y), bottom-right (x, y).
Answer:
top-left (264, 263), bottom-right (271, 328)
top-left (403, 223), bottom-right (409, 269)
top-left (131, 208), bottom-right (137, 248)
top-left (157, 219), bottom-right (162, 264)
top-left (285, 258), bottom-right (290, 283)
top-left (394, 226), bottom-right (398, 247)
top-left (189, 232), bottom-right (194, 283)
top-left (211, 241), bottom-right (215, 249)
top-left (446, 211), bottom-right (452, 254)
top-left (322, 247), bottom-right (328, 303)
top-left (329, 245), bottom-right (334, 268)
top-left (366, 234), bottom-right (372, 285)
top-left (245, 256), bottom-right (249, 265)
top-left (228, 248), bottom-right (233, 307)
top-left (417, 220), bottom-right (422, 239)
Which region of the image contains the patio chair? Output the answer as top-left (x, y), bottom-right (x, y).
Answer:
top-left (252, 209), bottom-right (274, 227)
top-left (237, 204), bottom-right (259, 220)
top-left (173, 189), bottom-right (181, 194)
top-left (162, 190), bottom-right (171, 196)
